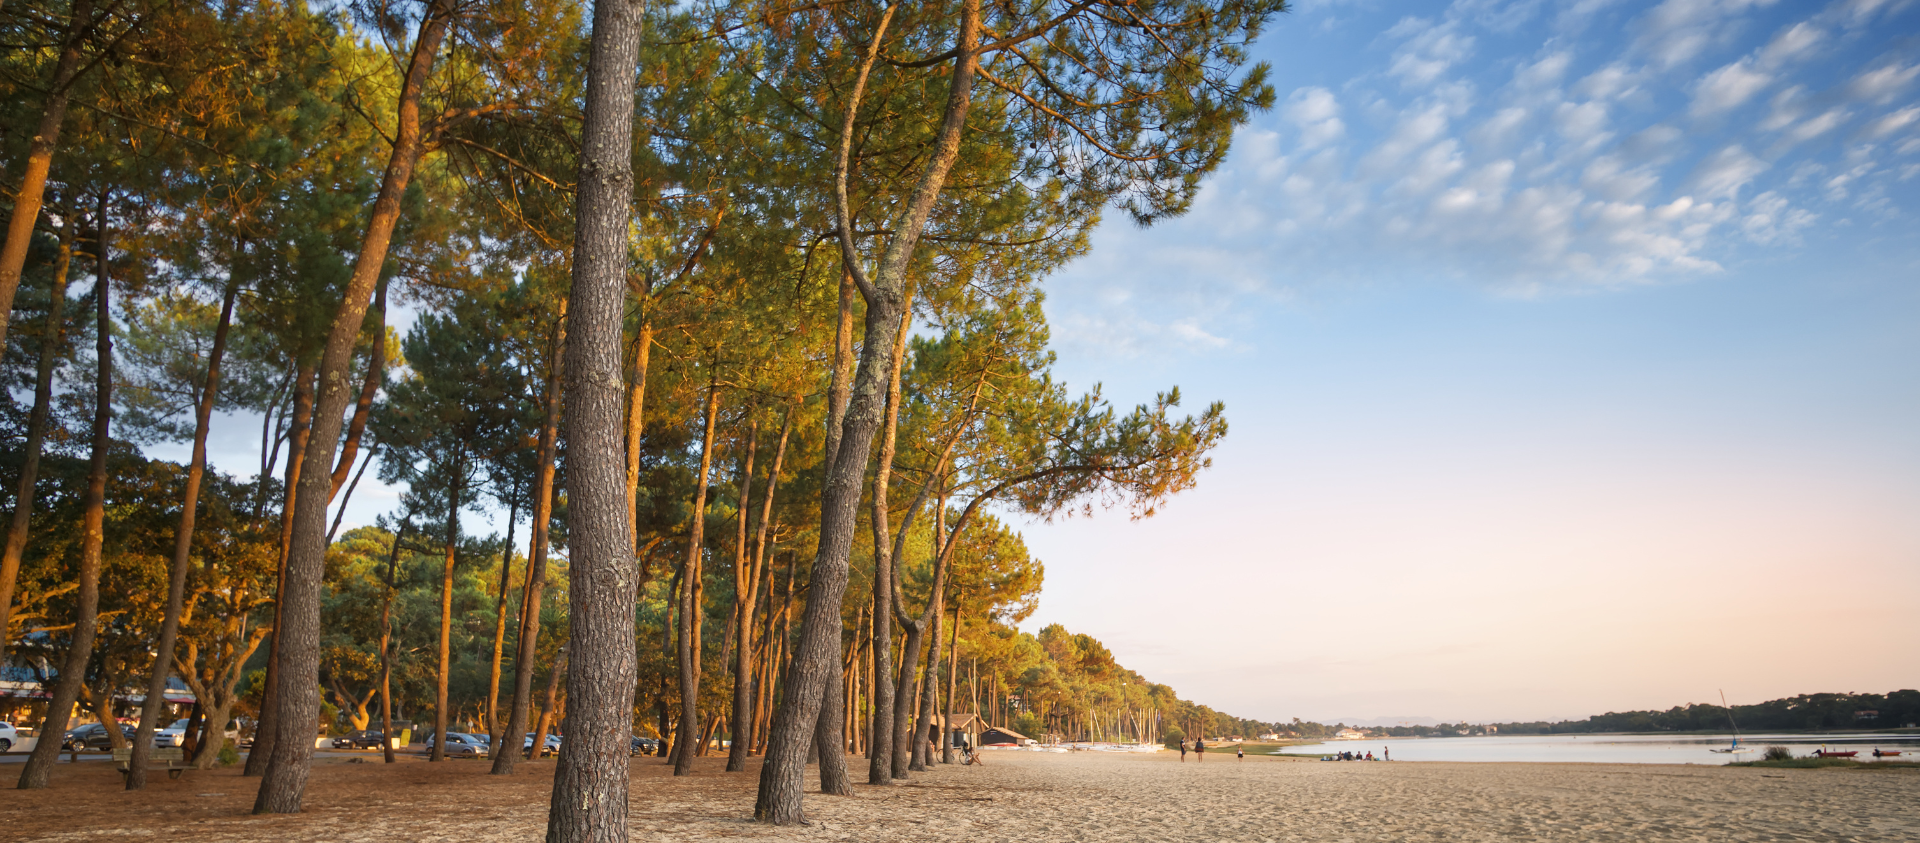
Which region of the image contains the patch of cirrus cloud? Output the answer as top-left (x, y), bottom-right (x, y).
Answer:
top-left (1127, 0), bottom-right (1920, 307)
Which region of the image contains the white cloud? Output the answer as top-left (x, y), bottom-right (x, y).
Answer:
top-left (1756, 21), bottom-right (1825, 67)
top-left (1741, 191), bottom-right (1818, 243)
top-left (1845, 62), bottom-right (1920, 104)
top-left (1285, 88), bottom-right (1348, 149)
top-left (1633, 0), bottom-right (1780, 69)
top-left (1759, 85), bottom-right (1808, 131)
top-left (1862, 106), bottom-right (1920, 139)
top-left (1555, 100), bottom-right (1614, 151)
top-left (1517, 51), bottom-right (1574, 91)
top-left (1689, 145), bottom-right (1769, 198)
top-left (1389, 19), bottom-right (1477, 86)
top-left (1691, 59), bottom-right (1772, 116)
top-left (1779, 108), bottom-right (1853, 147)
top-left (1582, 155), bottom-right (1663, 200)
top-left (1471, 106), bottom-right (1532, 150)
top-left (1576, 63), bottom-right (1643, 101)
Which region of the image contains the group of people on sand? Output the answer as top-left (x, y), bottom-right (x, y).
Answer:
top-left (1176, 739), bottom-right (1247, 762)
top-left (1326, 749), bottom-right (1387, 761)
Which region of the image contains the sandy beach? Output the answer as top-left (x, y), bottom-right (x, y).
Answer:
top-left (2, 750), bottom-right (1914, 841)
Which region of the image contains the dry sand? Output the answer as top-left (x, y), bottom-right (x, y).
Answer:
top-left (1, 749), bottom-right (1915, 841)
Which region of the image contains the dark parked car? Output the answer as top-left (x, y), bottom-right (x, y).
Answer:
top-left (631, 737), bottom-right (660, 756)
top-left (332, 729), bottom-right (386, 749)
top-left (62, 723), bottom-right (136, 751)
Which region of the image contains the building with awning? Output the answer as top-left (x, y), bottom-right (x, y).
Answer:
top-left (979, 725), bottom-right (1031, 747)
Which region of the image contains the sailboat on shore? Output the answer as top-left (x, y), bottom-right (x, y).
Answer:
top-left (1709, 690), bottom-right (1755, 754)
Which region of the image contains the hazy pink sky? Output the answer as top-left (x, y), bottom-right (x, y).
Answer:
top-left (1015, 0), bottom-right (1920, 725)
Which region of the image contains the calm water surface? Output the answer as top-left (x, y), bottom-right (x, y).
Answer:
top-left (1275, 732), bottom-right (1920, 764)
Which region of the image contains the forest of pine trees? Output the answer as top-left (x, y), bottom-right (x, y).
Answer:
top-left (1, 0), bottom-right (1285, 833)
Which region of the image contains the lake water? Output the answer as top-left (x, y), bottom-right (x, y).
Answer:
top-left (1273, 732), bottom-right (1920, 764)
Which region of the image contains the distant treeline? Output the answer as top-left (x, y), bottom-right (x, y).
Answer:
top-left (1482, 691), bottom-right (1920, 735)
top-left (1235, 691), bottom-right (1920, 741)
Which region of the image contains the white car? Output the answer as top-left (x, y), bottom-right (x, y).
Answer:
top-left (0, 721), bottom-right (17, 753)
top-left (155, 718), bottom-right (238, 749)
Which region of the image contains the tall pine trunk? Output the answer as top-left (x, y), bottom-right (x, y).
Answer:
top-left (755, 2), bottom-right (977, 822)
top-left (722, 419), bottom-right (758, 771)
top-left (673, 384), bottom-right (719, 775)
top-left (492, 309), bottom-right (563, 776)
top-left (379, 519), bottom-right (411, 764)
top-left (128, 276), bottom-right (238, 789)
top-left (545, 0), bottom-right (645, 834)
top-left (624, 320), bottom-right (651, 551)
top-left (876, 299), bottom-right (914, 780)
top-left (18, 206), bottom-right (111, 788)
top-left (0, 221), bottom-right (72, 663)
top-left (253, 0), bottom-right (456, 812)
top-left (245, 360), bottom-right (312, 777)
top-left (431, 479), bottom-right (461, 761)
top-left (487, 495), bottom-right (518, 740)
top-left (729, 412), bottom-right (789, 770)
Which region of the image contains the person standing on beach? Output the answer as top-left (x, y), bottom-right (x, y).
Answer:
top-left (1384, 747), bottom-right (1390, 762)
top-left (1237, 745), bottom-right (1245, 761)
top-left (1195, 738), bottom-right (1205, 761)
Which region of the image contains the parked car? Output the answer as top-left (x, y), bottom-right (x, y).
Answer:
top-left (62, 723), bottom-right (136, 751)
top-left (424, 732), bottom-right (488, 758)
top-left (0, 721), bottom-right (17, 752)
top-left (155, 718), bottom-right (240, 749)
top-left (523, 733), bottom-right (561, 757)
top-left (332, 729), bottom-right (386, 749)
top-left (631, 736), bottom-right (660, 756)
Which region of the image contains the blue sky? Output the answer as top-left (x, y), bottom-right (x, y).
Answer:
top-left (1019, 0), bottom-right (1920, 723)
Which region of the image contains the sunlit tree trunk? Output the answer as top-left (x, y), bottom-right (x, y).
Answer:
top-left (431, 478), bottom-right (462, 762)
top-left (545, 0), bottom-right (646, 833)
top-left (674, 383), bottom-right (719, 775)
top-left (0, 0), bottom-right (93, 352)
top-left (493, 307), bottom-right (564, 776)
top-left (128, 275), bottom-right (238, 789)
top-left (18, 206), bottom-right (111, 788)
top-left (380, 519), bottom-right (411, 765)
top-left (757, 1), bottom-right (978, 820)
top-left (0, 221), bottom-right (71, 664)
top-left (253, 0), bottom-right (457, 811)
top-left (487, 495), bottom-right (518, 742)
top-left (246, 360), bottom-right (312, 777)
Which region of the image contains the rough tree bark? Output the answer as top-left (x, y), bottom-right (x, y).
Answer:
top-left (755, 1), bottom-right (978, 822)
top-left (492, 308), bottom-right (564, 777)
top-left (942, 596), bottom-right (960, 764)
top-left (18, 206), bottom-right (111, 789)
top-left (544, 0), bottom-right (646, 835)
top-left (252, 0), bottom-right (456, 812)
top-left (128, 276), bottom-right (238, 789)
top-left (875, 299), bottom-right (915, 780)
top-left (0, 222), bottom-right (71, 665)
top-left (244, 360), bottom-right (312, 777)
top-left (673, 383), bottom-right (719, 775)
